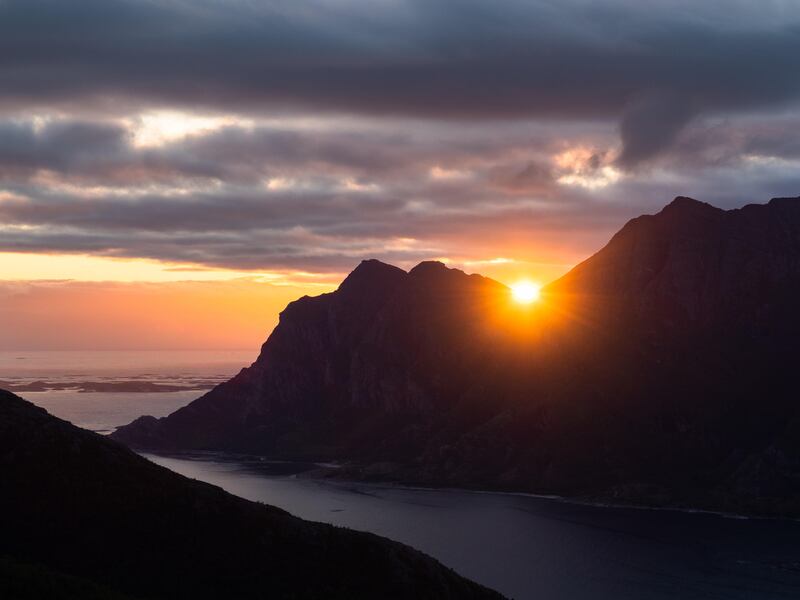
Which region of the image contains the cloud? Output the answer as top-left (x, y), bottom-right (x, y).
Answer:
top-left (1, 0), bottom-right (800, 122)
top-left (616, 92), bottom-right (697, 169)
top-left (2, 1), bottom-right (800, 281)
top-left (0, 120), bottom-right (128, 177)
top-left (2, 107), bottom-right (800, 275)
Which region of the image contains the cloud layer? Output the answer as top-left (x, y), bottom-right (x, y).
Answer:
top-left (1, 0), bottom-right (800, 277)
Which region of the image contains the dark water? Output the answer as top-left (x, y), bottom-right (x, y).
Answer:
top-left (145, 453), bottom-right (800, 600)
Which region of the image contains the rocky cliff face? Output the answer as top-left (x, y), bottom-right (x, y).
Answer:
top-left (553, 196), bottom-right (800, 329)
top-left (114, 258), bottom-right (512, 458)
top-left (113, 196), bottom-right (800, 516)
top-left (0, 389), bottom-right (503, 600)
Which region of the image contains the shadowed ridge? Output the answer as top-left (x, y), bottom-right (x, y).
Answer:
top-left (408, 260), bottom-right (508, 293)
top-left (659, 195), bottom-right (723, 216)
top-left (768, 195), bottom-right (800, 207)
top-left (408, 260), bottom-right (451, 276)
top-left (550, 194), bottom-right (800, 296)
top-left (0, 389), bottom-right (504, 600)
top-left (548, 196), bottom-right (731, 301)
top-left (338, 258), bottom-right (407, 294)
top-left (267, 258), bottom-right (407, 349)
top-left (275, 259), bottom-right (406, 333)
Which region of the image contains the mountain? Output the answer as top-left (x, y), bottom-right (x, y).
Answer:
top-left (0, 390), bottom-right (502, 600)
top-left (113, 196), bottom-right (800, 516)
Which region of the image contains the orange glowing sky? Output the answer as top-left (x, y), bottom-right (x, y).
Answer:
top-left (3, 1), bottom-right (800, 349)
top-left (0, 247), bottom-right (579, 350)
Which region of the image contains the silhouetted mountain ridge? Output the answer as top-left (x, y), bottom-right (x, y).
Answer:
top-left (114, 196), bottom-right (800, 517)
top-left (0, 389), bottom-right (502, 599)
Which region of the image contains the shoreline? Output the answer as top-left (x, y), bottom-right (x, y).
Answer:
top-left (138, 449), bottom-right (800, 524)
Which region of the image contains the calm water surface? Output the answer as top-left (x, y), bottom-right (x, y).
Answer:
top-left (9, 350), bottom-right (800, 600)
top-left (145, 452), bottom-right (800, 600)
top-left (0, 350), bottom-right (252, 433)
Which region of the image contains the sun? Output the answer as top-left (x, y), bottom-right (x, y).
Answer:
top-left (511, 281), bottom-right (541, 304)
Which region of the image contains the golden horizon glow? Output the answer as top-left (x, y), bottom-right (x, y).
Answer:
top-left (0, 251), bottom-right (573, 349)
top-left (0, 252), bottom-right (339, 287)
top-left (0, 277), bottom-right (333, 351)
top-left (510, 280), bottom-right (541, 304)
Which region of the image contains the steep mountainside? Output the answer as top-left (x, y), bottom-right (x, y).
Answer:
top-left (0, 390), bottom-right (502, 600)
top-left (113, 197), bottom-right (800, 516)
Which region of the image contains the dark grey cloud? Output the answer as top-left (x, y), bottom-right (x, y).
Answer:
top-left (666, 115), bottom-right (800, 168)
top-left (0, 118), bottom-right (611, 272)
top-left (2, 1), bottom-right (800, 275)
top-left (0, 192), bottom-right (625, 273)
top-left (616, 92), bottom-right (697, 169)
top-left (0, 117), bottom-right (566, 187)
top-left (2, 1), bottom-right (800, 157)
top-left (0, 120), bottom-right (127, 176)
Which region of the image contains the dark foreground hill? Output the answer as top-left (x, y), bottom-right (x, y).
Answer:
top-left (114, 196), bottom-right (800, 517)
top-left (0, 390), bottom-right (502, 600)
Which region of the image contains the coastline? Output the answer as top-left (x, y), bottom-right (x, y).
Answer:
top-left (137, 449), bottom-right (800, 523)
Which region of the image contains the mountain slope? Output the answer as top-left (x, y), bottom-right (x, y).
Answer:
top-left (0, 389), bottom-right (503, 600)
top-left (113, 196), bottom-right (800, 516)
top-left (113, 259), bottom-right (512, 458)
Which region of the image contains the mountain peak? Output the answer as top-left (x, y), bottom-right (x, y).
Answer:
top-left (768, 196), bottom-right (800, 208)
top-left (660, 196), bottom-right (722, 216)
top-left (408, 260), bottom-right (451, 276)
top-left (338, 259), bottom-right (407, 293)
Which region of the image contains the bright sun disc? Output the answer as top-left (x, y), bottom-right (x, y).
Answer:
top-left (511, 281), bottom-right (541, 304)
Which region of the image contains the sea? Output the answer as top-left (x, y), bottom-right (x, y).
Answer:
top-left (0, 350), bottom-right (253, 434)
top-left (5, 350), bottom-right (800, 600)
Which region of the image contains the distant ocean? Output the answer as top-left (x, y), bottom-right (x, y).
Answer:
top-left (0, 350), bottom-right (254, 433)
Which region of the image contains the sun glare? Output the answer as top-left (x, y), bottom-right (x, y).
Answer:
top-left (511, 281), bottom-right (541, 304)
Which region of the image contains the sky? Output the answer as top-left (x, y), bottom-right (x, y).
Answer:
top-left (2, 0), bottom-right (800, 349)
